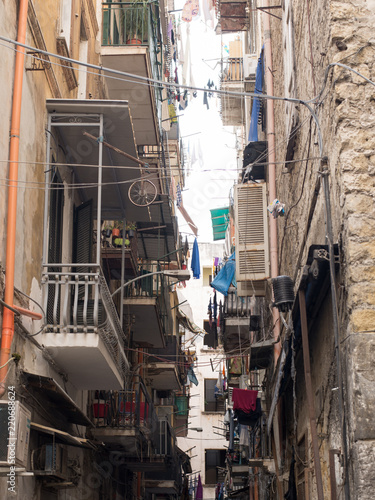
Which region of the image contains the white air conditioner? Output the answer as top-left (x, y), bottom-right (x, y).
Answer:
top-left (234, 182), bottom-right (270, 293)
top-left (0, 400), bottom-right (31, 467)
top-left (31, 443), bottom-right (68, 479)
top-left (243, 54), bottom-right (258, 80)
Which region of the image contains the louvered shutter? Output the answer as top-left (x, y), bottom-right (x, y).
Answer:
top-left (234, 182), bottom-right (269, 287)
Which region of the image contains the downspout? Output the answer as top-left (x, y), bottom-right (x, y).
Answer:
top-left (261, 2), bottom-right (281, 359)
top-left (261, 1), bottom-right (283, 489)
top-left (0, 0), bottom-right (29, 396)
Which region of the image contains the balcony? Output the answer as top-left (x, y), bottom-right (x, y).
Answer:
top-left (101, 226), bottom-right (138, 282)
top-left (90, 380), bottom-right (158, 457)
top-left (41, 265), bottom-right (128, 389)
top-left (122, 265), bottom-right (173, 348)
top-left (147, 336), bottom-right (186, 391)
top-left (220, 56), bottom-right (245, 126)
top-left (101, 2), bottom-right (163, 146)
top-left (222, 287), bottom-right (252, 353)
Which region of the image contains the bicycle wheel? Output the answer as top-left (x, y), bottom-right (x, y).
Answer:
top-left (128, 179), bottom-right (157, 207)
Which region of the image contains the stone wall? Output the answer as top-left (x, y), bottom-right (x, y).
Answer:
top-left (265, 0), bottom-right (375, 497)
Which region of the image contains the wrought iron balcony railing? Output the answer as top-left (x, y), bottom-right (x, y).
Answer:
top-left (93, 380), bottom-right (158, 439)
top-left (42, 263), bottom-right (128, 375)
top-left (223, 286), bottom-right (252, 317)
top-left (102, 2), bottom-right (163, 97)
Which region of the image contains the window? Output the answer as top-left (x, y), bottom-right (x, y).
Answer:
top-left (46, 170), bottom-right (64, 325)
top-left (204, 379), bottom-right (224, 413)
top-left (202, 267), bottom-right (212, 287)
top-left (205, 449), bottom-right (226, 485)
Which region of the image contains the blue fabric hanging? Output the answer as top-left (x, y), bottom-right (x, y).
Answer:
top-left (187, 366), bottom-right (198, 386)
top-left (210, 252), bottom-right (235, 296)
top-left (191, 238), bottom-right (201, 279)
top-left (248, 48), bottom-right (264, 142)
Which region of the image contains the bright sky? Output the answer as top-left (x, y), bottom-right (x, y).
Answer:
top-left (172, 8), bottom-right (239, 243)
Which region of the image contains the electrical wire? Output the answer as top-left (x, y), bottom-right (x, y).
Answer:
top-left (0, 356), bottom-right (15, 370)
top-left (2, 35), bottom-right (373, 147)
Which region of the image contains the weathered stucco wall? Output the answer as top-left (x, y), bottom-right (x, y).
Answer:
top-left (0, 2), bottom-right (105, 498)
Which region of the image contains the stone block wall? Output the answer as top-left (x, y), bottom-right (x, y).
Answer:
top-left (265, 0), bottom-right (375, 497)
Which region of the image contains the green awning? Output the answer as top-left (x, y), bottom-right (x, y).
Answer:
top-left (210, 207), bottom-right (229, 241)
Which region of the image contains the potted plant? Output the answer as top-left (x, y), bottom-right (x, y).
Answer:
top-left (111, 221), bottom-right (123, 238)
top-left (123, 0), bottom-right (148, 45)
top-left (126, 222), bottom-right (136, 239)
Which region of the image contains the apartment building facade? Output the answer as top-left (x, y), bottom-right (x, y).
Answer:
top-left (0, 1), bottom-right (193, 499)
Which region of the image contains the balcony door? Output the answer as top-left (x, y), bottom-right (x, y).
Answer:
top-left (46, 171), bottom-right (64, 325)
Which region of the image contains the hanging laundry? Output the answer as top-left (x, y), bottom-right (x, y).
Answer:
top-left (196, 474), bottom-right (203, 500)
top-left (203, 90), bottom-right (209, 109)
top-left (187, 366), bottom-right (198, 385)
top-left (249, 48), bottom-right (264, 142)
top-left (176, 182), bottom-right (182, 207)
top-left (208, 297), bottom-right (212, 327)
top-left (284, 451), bottom-right (297, 500)
top-left (210, 252), bottom-right (235, 296)
top-left (234, 399), bottom-right (262, 427)
top-left (191, 238), bottom-right (201, 279)
top-left (232, 388), bottom-right (258, 412)
top-left (168, 103), bottom-right (177, 123)
top-left (184, 236), bottom-right (189, 258)
top-left (239, 424), bottom-right (250, 447)
top-left (213, 289), bottom-right (217, 322)
top-left (182, 0), bottom-right (199, 22)
top-left (216, 368), bottom-right (223, 392)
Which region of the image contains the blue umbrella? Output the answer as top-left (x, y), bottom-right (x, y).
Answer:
top-left (191, 238), bottom-right (201, 279)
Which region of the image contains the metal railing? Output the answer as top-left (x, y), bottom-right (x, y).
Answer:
top-left (102, 2), bottom-right (150, 46)
top-left (102, 2), bottom-right (163, 100)
top-left (224, 286), bottom-right (252, 317)
top-left (148, 336), bottom-right (186, 386)
top-left (97, 380), bottom-right (158, 438)
top-left (124, 263), bottom-right (171, 338)
top-left (42, 264), bottom-right (128, 375)
top-left (222, 57), bottom-right (244, 82)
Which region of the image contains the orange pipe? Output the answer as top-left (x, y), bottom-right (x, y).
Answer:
top-left (0, 0), bottom-right (29, 395)
top-left (11, 305), bottom-right (43, 321)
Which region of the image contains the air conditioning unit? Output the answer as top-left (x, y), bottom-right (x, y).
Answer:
top-left (0, 401), bottom-right (31, 467)
top-left (243, 54), bottom-right (258, 79)
top-left (234, 182), bottom-right (270, 294)
top-left (243, 54), bottom-right (258, 92)
top-left (31, 443), bottom-right (68, 480)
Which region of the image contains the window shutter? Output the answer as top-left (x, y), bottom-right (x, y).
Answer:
top-left (234, 182), bottom-right (269, 290)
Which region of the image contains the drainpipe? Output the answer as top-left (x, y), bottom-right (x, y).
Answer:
top-left (261, 1), bottom-right (281, 360)
top-left (0, 0), bottom-right (29, 396)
